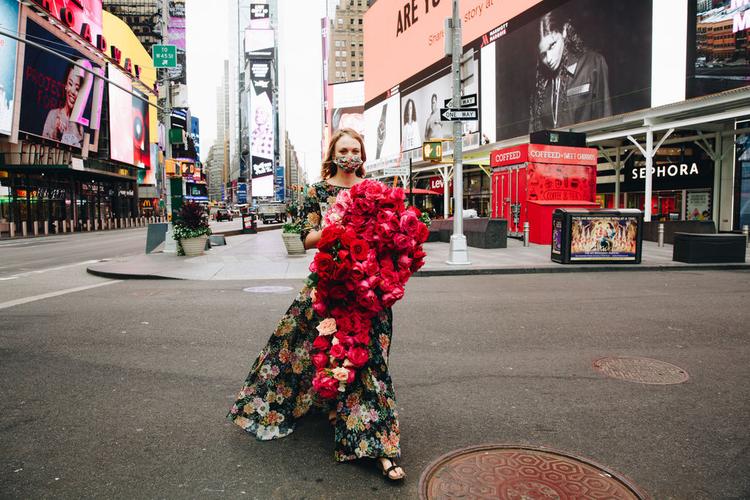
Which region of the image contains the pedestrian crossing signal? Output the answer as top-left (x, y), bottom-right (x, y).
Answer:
top-left (423, 141), bottom-right (442, 161)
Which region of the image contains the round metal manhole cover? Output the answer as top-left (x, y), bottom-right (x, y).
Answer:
top-left (419, 445), bottom-right (648, 500)
top-left (593, 357), bottom-right (689, 385)
top-left (242, 286), bottom-right (294, 294)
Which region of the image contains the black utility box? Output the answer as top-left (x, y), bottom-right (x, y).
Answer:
top-left (672, 233), bottom-right (746, 263)
top-left (530, 130), bottom-right (587, 147)
top-left (551, 208), bottom-right (644, 264)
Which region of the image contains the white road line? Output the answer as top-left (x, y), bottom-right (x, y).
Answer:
top-left (0, 260), bottom-right (100, 280)
top-left (0, 280), bottom-right (122, 310)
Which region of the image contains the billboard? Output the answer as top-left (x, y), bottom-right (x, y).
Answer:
top-left (330, 80), bottom-right (364, 138)
top-left (570, 215), bottom-right (640, 262)
top-left (363, 92), bottom-right (401, 172)
top-left (250, 3), bottom-right (271, 29)
top-left (363, 0), bottom-right (544, 102)
top-left (245, 28), bottom-right (274, 59)
top-left (249, 60), bottom-right (274, 198)
top-left (399, 58), bottom-right (479, 151)
top-left (29, 0), bottom-right (103, 48)
top-left (0, 0), bottom-right (19, 135)
top-left (190, 116), bottom-right (200, 157)
top-left (19, 19), bottom-right (104, 149)
top-left (168, 0), bottom-right (186, 83)
top-left (689, 0), bottom-right (750, 98)
top-left (492, 0), bottom-right (652, 141)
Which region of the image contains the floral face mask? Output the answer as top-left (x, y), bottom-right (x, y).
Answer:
top-left (333, 155), bottom-right (363, 174)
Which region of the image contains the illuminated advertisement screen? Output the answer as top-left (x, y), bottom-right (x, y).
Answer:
top-left (30, 0), bottom-right (103, 45)
top-left (190, 116), bottom-right (200, 157)
top-left (0, 0), bottom-right (19, 136)
top-left (19, 19), bottom-right (103, 149)
top-left (108, 64), bottom-right (150, 168)
top-left (689, 0), bottom-right (750, 97)
top-left (245, 28), bottom-right (274, 59)
top-left (570, 216), bottom-right (639, 261)
top-left (493, 0), bottom-right (652, 141)
top-left (363, 93), bottom-right (401, 173)
top-left (250, 60), bottom-right (274, 198)
top-left (399, 58), bottom-right (479, 151)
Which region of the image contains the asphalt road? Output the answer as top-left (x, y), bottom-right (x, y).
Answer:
top-left (1, 269), bottom-right (749, 499)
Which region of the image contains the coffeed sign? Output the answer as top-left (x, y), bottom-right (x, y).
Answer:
top-left (623, 161), bottom-right (713, 191)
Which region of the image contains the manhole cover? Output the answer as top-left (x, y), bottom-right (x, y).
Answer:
top-left (242, 286), bottom-right (294, 294)
top-left (419, 445), bottom-right (648, 500)
top-left (593, 357), bottom-right (689, 385)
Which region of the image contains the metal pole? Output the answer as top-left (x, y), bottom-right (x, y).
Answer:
top-left (743, 225), bottom-right (749, 247)
top-left (523, 222), bottom-right (530, 247)
top-left (162, 0), bottom-right (176, 253)
top-left (409, 158), bottom-right (414, 207)
top-left (644, 129), bottom-right (653, 222)
top-left (447, 0), bottom-right (469, 265)
top-left (614, 146), bottom-right (621, 209)
top-left (658, 222), bottom-right (664, 247)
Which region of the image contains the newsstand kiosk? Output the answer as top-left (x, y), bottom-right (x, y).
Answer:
top-left (490, 144), bottom-right (600, 244)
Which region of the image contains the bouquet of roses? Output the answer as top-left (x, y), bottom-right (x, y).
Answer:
top-left (308, 180), bottom-right (429, 399)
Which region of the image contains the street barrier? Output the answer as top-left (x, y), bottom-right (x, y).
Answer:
top-left (44, 221), bottom-right (49, 235)
top-left (22, 221), bottom-right (27, 237)
top-left (33, 221), bottom-right (38, 236)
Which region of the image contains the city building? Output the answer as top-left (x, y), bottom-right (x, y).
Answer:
top-left (327, 0), bottom-right (366, 83)
top-left (102, 0), bottom-right (161, 55)
top-left (363, 0), bottom-right (750, 231)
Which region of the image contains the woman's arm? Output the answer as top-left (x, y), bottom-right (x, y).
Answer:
top-left (304, 229), bottom-right (322, 250)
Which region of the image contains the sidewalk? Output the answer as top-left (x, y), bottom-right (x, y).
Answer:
top-left (86, 228), bottom-right (750, 280)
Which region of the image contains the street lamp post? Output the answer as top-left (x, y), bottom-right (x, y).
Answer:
top-left (447, 0), bottom-right (470, 265)
top-left (162, 0), bottom-right (177, 253)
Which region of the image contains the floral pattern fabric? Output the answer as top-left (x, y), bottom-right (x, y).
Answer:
top-left (228, 181), bottom-right (401, 462)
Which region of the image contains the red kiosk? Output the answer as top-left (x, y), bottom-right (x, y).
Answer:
top-left (491, 144), bottom-right (600, 244)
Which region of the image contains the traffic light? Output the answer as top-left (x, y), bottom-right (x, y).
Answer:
top-left (423, 141), bottom-right (443, 162)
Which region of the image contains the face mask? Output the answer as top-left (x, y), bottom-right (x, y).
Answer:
top-left (333, 155), bottom-right (363, 174)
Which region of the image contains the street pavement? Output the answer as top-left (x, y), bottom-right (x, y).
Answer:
top-left (0, 266), bottom-right (749, 499)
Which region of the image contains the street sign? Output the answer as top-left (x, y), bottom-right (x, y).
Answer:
top-left (152, 44), bottom-right (177, 68)
top-left (444, 93), bottom-right (477, 108)
top-left (384, 167), bottom-right (409, 176)
top-left (422, 141), bottom-right (443, 161)
top-left (440, 107), bottom-right (478, 121)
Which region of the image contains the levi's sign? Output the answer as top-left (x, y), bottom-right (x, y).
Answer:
top-left (440, 107), bottom-right (478, 121)
top-left (444, 93), bottom-right (477, 108)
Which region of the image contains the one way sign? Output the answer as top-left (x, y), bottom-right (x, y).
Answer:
top-left (440, 107), bottom-right (478, 121)
top-left (444, 93), bottom-right (477, 108)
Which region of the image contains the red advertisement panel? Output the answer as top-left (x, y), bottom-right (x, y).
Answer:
top-left (526, 163), bottom-right (596, 202)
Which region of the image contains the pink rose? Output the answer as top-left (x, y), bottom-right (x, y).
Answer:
top-left (312, 371), bottom-right (339, 400)
top-left (399, 212), bottom-right (420, 235)
top-left (316, 317), bottom-right (337, 336)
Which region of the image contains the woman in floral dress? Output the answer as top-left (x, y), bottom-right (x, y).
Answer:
top-left (228, 128), bottom-right (406, 481)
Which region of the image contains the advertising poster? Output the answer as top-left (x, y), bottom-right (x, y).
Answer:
top-left (552, 217), bottom-right (563, 255)
top-left (570, 216), bottom-right (639, 261)
top-left (245, 28), bottom-right (274, 60)
top-left (690, 0), bottom-right (750, 97)
top-left (249, 60), bottom-right (274, 198)
top-left (249, 3), bottom-right (271, 29)
top-left (0, 0), bottom-right (19, 136)
top-left (168, 0), bottom-right (186, 83)
top-left (19, 19), bottom-right (103, 149)
top-left (400, 59), bottom-right (479, 151)
top-left (494, 0), bottom-right (652, 141)
top-left (363, 93), bottom-right (400, 172)
top-left (686, 191), bottom-right (711, 221)
top-left (190, 116), bottom-right (200, 157)
top-left (108, 64), bottom-right (151, 169)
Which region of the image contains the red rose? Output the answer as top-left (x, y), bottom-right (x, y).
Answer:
top-left (329, 283), bottom-right (349, 301)
top-left (312, 335), bottom-right (331, 351)
top-left (318, 225), bottom-right (344, 251)
top-left (399, 212), bottom-right (420, 235)
top-left (397, 254), bottom-right (413, 270)
top-left (312, 371), bottom-right (339, 400)
top-left (312, 300), bottom-right (327, 316)
top-left (311, 252), bottom-right (336, 277)
top-left (407, 205), bottom-right (422, 218)
top-left (350, 239), bottom-right (370, 261)
top-left (330, 343), bottom-right (346, 359)
top-left (363, 180), bottom-right (385, 200)
top-left (410, 258), bottom-right (425, 273)
top-left (412, 249), bottom-right (427, 260)
top-left (416, 223), bottom-right (429, 243)
top-left (334, 330), bottom-right (355, 348)
top-left (346, 346), bottom-right (370, 368)
top-left (393, 233), bottom-right (413, 251)
top-left (312, 352), bottom-right (329, 369)
top-left (357, 290), bottom-right (380, 311)
top-left (350, 261), bottom-right (368, 281)
top-left (353, 330), bottom-right (370, 346)
top-left (353, 198), bottom-right (375, 215)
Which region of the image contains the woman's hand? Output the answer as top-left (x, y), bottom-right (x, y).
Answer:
top-left (304, 229), bottom-right (322, 250)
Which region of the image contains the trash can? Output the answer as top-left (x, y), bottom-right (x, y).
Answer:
top-left (242, 213), bottom-right (258, 234)
top-left (551, 208), bottom-right (644, 264)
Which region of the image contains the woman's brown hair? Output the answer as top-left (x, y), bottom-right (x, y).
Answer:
top-left (321, 128), bottom-right (367, 179)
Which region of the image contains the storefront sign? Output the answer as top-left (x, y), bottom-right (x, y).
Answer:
top-left (623, 161), bottom-right (713, 191)
top-left (491, 144), bottom-right (598, 168)
top-left (429, 175), bottom-right (452, 191)
top-left (118, 189), bottom-right (134, 196)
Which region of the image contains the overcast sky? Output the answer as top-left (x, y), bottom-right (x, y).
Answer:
top-left (186, 0), bottom-right (326, 181)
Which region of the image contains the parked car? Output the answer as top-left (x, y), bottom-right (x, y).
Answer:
top-left (216, 209), bottom-right (233, 221)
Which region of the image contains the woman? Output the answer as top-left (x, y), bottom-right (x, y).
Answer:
top-left (42, 63), bottom-right (84, 147)
top-left (402, 98), bottom-right (420, 150)
top-left (228, 128), bottom-right (406, 481)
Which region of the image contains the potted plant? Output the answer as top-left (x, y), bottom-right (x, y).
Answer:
top-left (173, 201), bottom-right (212, 256)
top-left (281, 220), bottom-right (305, 255)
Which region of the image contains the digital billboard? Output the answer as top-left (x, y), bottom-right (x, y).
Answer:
top-left (492, 0), bottom-right (652, 141)
top-left (689, 0), bottom-right (750, 97)
top-left (363, 92), bottom-right (401, 172)
top-left (249, 60), bottom-right (274, 197)
top-left (168, 0), bottom-right (186, 83)
top-left (329, 80), bottom-right (364, 138)
top-left (399, 58), bottom-right (479, 151)
top-left (363, 0), bottom-right (544, 102)
top-left (570, 215), bottom-right (640, 262)
top-left (0, 0), bottom-right (19, 136)
top-left (29, 0), bottom-right (103, 48)
top-left (245, 28), bottom-right (274, 59)
top-left (107, 63), bottom-right (151, 168)
top-left (19, 18), bottom-right (104, 149)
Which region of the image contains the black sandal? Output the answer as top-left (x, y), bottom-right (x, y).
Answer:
top-left (328, 410), bottom-right (336, 426)
top-left (377, 458), bottom-right (406, 481)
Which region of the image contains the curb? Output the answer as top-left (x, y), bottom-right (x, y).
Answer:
top-left (87, 266), bottom-right (180, 280)
top-left (414, 263), bottom-right (750, 277)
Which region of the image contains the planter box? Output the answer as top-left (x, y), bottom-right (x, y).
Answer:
top-left (282, 232), bottom-right (306, 255)
top-left (181, 235), bottom-right (208, 256)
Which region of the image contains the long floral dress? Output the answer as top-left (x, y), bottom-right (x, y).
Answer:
top-left (228, 180), bottom-right (401, 462)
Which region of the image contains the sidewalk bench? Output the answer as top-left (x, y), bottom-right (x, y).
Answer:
top-left (672, 232), bottom-right (746, 263)
top-left (427, 218), bottom-right (507, 248)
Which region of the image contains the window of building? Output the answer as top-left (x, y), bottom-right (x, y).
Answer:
top-left (338, 18), bottom-right (343, 24)
top-left (351, 51), bottom-right (355, 56)
top-left (358, 19), bottom-right (363, 24)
